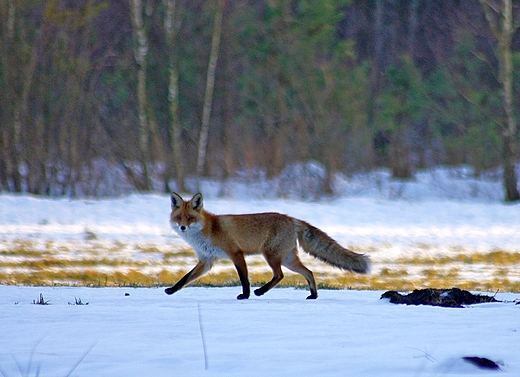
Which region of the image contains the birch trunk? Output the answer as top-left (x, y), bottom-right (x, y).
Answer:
top-left (5, 0), bottom-right (42, 192)
top-left (130, 0), bottom-right (151, 190)
top-left (196, 0), bottom-right (224, 185)
top-left (2, 0), bottom-right (22, 191)
top-left (481, 0), bottom-right (519, 201)
top-left (164, 0), bottom-right (186, 192)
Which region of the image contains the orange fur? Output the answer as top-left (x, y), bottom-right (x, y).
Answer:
top-left (165, 192), bottom-right (370, 300)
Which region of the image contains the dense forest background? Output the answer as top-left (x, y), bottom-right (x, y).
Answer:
top-left (1, 0), bottom-right (519, 200)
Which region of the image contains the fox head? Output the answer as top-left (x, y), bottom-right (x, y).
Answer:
top-left (170, 192), bottom-right (204, 233)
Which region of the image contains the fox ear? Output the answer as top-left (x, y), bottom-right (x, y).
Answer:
top-left (191, 193), bottom-right (203, 211)
top-left (171, 192), bottom-right (184, 210)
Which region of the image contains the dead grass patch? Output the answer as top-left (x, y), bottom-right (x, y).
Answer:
top-left (0, 257), bottom-right (150, 270)
top-left (163, 247), bottom-right (196, 259)
top-left (135, 244), bottom-right (162, 253)
top-left (396, 250), bottom-right (520, 266)
top-left (2, 238), bottom-right (520, 293)
top-left (380, 268), bottom-right (409, 278)
top-left (2, 268), bottom-right (519, 292)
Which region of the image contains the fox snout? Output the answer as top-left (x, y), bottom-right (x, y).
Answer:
top-left (170, 222), bottom-right (186, 232)
top-left (171, 220), bottom-right (201, 233)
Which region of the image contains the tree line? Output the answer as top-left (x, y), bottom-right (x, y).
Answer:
top-left (0, 0), bottom-right (519, 200)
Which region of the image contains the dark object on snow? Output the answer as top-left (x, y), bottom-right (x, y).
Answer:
top-left (462, 356), bottom-right (501, 370)
top-left (380, 288), bottom-right (500, 308)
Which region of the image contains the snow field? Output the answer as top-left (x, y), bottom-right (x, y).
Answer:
top-left (1, 167), bottom-right (520, 376)
top-left (1, 192), bottom-right (520, 290)
top-left (0, 286), bottom-right (518, 377)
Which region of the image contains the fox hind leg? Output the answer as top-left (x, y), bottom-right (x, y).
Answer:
top-left (254, 255), bottom-right (284, 297)
top-left (283, 249), bottom-right (318, 299)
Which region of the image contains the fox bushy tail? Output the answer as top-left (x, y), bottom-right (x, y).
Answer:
top-left (296, 220), bottom-right (371, 274)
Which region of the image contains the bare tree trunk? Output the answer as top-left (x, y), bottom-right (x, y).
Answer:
top-left (1, 0), bottom-right (25, 192)
top-left (481, 0), bottom-right (520, 201)
top-left (130, 0), bottom-right (151, 190)
top-left (408, 0), bottom-right (419, 55)
top-left (389, 127), bottom-right (412, 179)
top-left (368, 0), bottom-right (386, 168)
top-left (499, 1), bottom-right (520, 202)
top-left (164, 0), bottom-right (186, 192)
top-left (373, 0), bottom-right (385, 74)
top-left (3, 0), bottom-right (50, 193)
top-left (196, 0), bottom-right (225, 186)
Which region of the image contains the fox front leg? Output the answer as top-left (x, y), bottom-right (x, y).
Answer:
top-left (229, 253), bottom-right (250, 300)
top-left (165, 260), bottom-right (210, 295)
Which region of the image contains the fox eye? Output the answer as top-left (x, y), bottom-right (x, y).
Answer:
top-left (174, 215), bottom-right (182, 221)
top-left (187, 216), bottom-right (195, 222)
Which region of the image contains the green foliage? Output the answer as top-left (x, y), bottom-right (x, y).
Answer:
top-left (0, 1), bottom-right (517, 196)
top-left (378, 55), bottom-right (427, 132)
top-left (100, 69), bottom-right (133, 111)
top-left (233, 0), bottom-right (363, 175)
top-left (425, 33), bottom-right (502, 170)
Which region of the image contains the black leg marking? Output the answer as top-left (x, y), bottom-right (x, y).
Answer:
top-left (165, 270), bottom-right (193, 295)
top-left (306, 292), bottom-right (318, 299)
top-left (234, 262), bottom-right (250, 300)
top-left (165, 261), bottom-right (209, 295)
top-left (253, 286), bottom-right (267, 297)
top-left (282, 250), bottom-right (318, 299)
top-left (254, 260), bottom-right (284, 297)
top-left (253, 274), bottom-right (283, 297)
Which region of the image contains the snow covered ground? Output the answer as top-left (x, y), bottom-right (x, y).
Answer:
top-left (1, 172), bottom-right (520, 286)
top-left (2, 191), bottom-right (519, 251)
top-left (1, 167), bottom-right (520, 376)
top-left (0, 286), bottom-right (519, 377)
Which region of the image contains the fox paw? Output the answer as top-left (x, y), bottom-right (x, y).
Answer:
top-left (236, 293), bottom-right (250, 300)
top-left (164, 287), bottom-right (176, 295)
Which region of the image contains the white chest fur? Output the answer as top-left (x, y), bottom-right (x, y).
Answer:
top-left (174, 225), bottom-right (228, 260)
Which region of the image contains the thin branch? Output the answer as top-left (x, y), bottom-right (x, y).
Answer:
top-left (485, 0), bottom-right (500, 14)
top-left (480, 0), bottom-right (500, 40)
top-left (470, 49), bottom-right (498, 81)
top-left (457, 89), bottom-right (504, 130)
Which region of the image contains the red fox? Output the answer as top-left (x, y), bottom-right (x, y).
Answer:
top-left (165, 192), bottom-right (370, 299)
